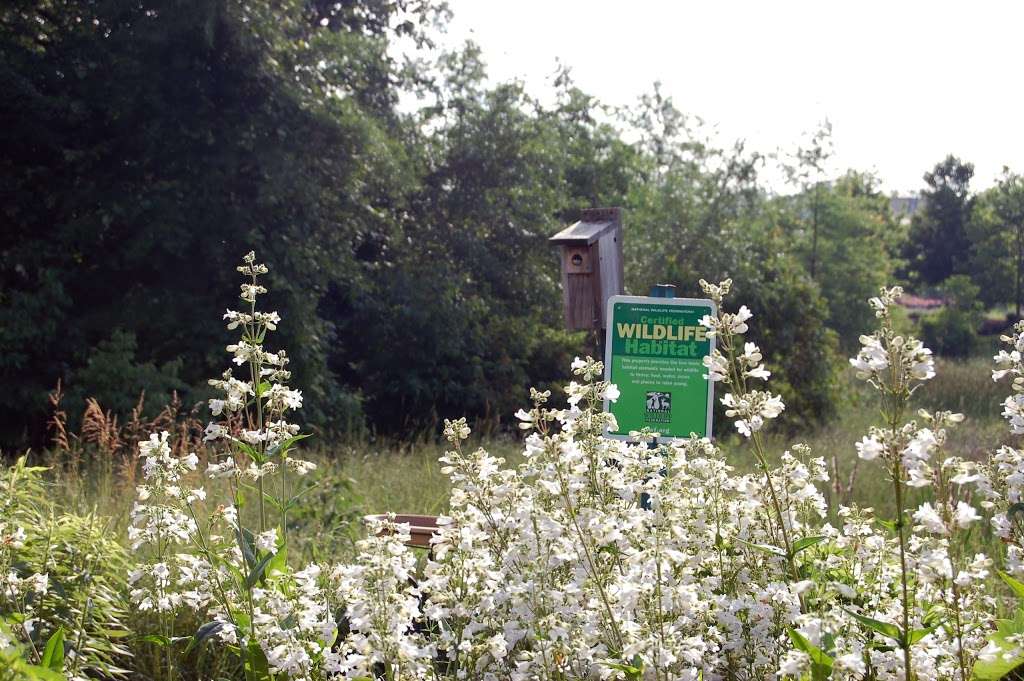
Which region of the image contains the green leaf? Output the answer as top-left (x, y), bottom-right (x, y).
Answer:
top-left (19, 663), bottom-right (64, 681)
top-left (792, 535), bottom-right (827, 554)
top-left (234, 441), bottom-right (263, 464)
top-left (921, 603), bottom-right (945, 628)
top-left (973, 609), bottom-right (1024, 680)
top-left (224, 560), bottom-right (246, 590)
top-left (245, 552), bottom-right (275, 588)
top-left (844, 609), bottom-right (902, 644)
top-left (735, 537), bottom-right (787, 557)
top-left (261, 492), bottom-right (284, 512)
top-left (287, 480), bottom-right (321, 507)
top-left (877, 518), bottom-right (898, 533)
top-left (787, 628), bottom-right (833, 681)
top-left (604, 654), bottom-right (644, 680)
top-left (266, 433), bottom-right (311, 459)
top-left (185, 621), bottom-right (225, 654)
top-left (267, 546), bottom-right (288, 578)
top-left (138, 634), bottom-right (171, 647)
top-left (907, 626), bottom-right (937, 645)
top-left (99, 629), bottom-right (132, 638)
top-left (236, 526), bottom-right (257, 570)
top-left (244, 641), bottom-right (271, 681)
top-left (605, 663), bottom-right (642, 673)
top-left (40, 627), bottom-right (64, 671)
top-left (999, 570), bottom-right (1024, 599)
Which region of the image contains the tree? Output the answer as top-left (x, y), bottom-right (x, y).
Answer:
top-left (775, 171), bottom-right (898, 350)
top-left (968, 168), bottom-right (1024, 315)
top-left (902, 155), bottom-right (975, 286)
top-left (621, 89), bottom-right (838, 430)
top-left (0, 0), bottom-right (436, 444)
top-left (784, 121), bottom-right (834, 280)
top-left (0, 4), bottom-right (844, 447)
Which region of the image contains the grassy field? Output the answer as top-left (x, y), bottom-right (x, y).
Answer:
top-left (23, 355), bottom-right (1010, 566)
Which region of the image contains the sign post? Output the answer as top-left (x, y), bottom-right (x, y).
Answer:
top-left (603, 293), bottom-right (716, 440)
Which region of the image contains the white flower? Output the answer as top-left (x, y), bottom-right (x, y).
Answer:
top-left (207, 457), bottom-right (237, 479)
top-left (745, 364), bottom-right (771, 380)
top-left (7, 526), bottom-right (26, 549)
top-left (286, 458), bottom-right (317, 476)
top-left (855, 435), bottom-right (884, 461)
top-left (906, 339), bottom-right (935, 380)
top-left (28, 573), bottom-right (48, 594)
top-left (953, 501), bottom-right (981, 528)
top-left (733, 305), bottom-right (752, 332)
top-left (565, 381), bottom-right (587, 407)
top-left (978, 640), bottom-right (1003, 664)
top-left (850, 335), bottom-right (888, 376)
top-left (913, 502), bottom-right (946, 535)
top-left (835, 652), bottom-right (866, 675)
top-left (265, 384), bottom-right (303, 412)
top-left (602, 383), bottom-right (620, 402)
top-left (443, 418), bottom-right (471, 441)
top-left (702, 351), bottom-right (729, 382)
top-left (778, 650), bottom-right (809, 678)
top-left (514, 408), bottom-right (535, 430)
top-left (256, 529), bottom-right (279, 552)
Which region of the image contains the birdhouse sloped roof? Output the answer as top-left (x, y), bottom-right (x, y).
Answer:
top-left (549, 219), bottom-right (617, 246)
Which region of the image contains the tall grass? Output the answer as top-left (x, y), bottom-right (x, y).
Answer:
top-left (30, 358), bottom-right (1010, 554)
top-left (731, 360), bottom-right (1009, 512)
top-left (916, 357), bottom-right (1006, 419)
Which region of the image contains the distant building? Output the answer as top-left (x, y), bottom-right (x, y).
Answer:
top-left (890, 196), bottom-right (926, 225)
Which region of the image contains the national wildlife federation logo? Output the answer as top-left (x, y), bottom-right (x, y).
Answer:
top-left (645, 391), bottom-right (672, 424)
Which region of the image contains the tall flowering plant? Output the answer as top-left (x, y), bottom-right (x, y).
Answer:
top-left (971, 320), bottom-right (1024, 679)
top-left (130, 252), bottom-right (333, 680)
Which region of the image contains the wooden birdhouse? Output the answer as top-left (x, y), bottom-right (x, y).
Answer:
top-left (549, 208), bottom-right (624, 330)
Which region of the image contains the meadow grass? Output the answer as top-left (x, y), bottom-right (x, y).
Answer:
top-left (23, 358), bottom-right (1010, 565)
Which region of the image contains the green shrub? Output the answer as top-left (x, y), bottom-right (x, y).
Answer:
top-left (67, 329), bottom-right (188, 420)
top-left (919, 309), bottom-right (978, 358)
top-left (918, 275), bottom-right (984, 358)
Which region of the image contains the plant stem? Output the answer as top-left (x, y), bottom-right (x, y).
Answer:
top-left (892, 461), bottom-right (913, 680)
top-left (280, 447), bottom-right (288, 548)
top-left (884, 329), bottom-right (913, 681)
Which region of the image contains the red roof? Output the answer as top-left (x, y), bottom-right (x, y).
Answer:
top-left (899, 294), bottom-right (945, 310)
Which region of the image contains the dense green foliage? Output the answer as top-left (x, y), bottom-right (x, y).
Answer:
top-left (902, 155), bottom-right (976, 286)
top-left (968, 169), bottom-right (1024, 313)
top-left (3, 0), bottom-right (1019, 447)
top-left (918, 275), bottom-right (984, 359)
top-left (0, 458), bottom-right (132, 678)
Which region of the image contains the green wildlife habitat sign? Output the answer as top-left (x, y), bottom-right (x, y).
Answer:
top-left (603, 295), bottom-right (716, 440)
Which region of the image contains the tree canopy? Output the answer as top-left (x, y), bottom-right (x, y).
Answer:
top-left (5, 0), bottom-right (1009, 448)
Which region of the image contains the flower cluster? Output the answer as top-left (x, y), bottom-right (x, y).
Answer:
top-left (324, 283), bottom-right (999, 681)
top-left (112, 260), bottom-right (1024, 681)
top-left (850, 287), bottom-right (935, 384)
top-left (128, 253), bottom-right (335, 680)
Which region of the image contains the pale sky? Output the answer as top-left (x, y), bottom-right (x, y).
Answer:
top-left (433, 0), bottom-right (1023, 194)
